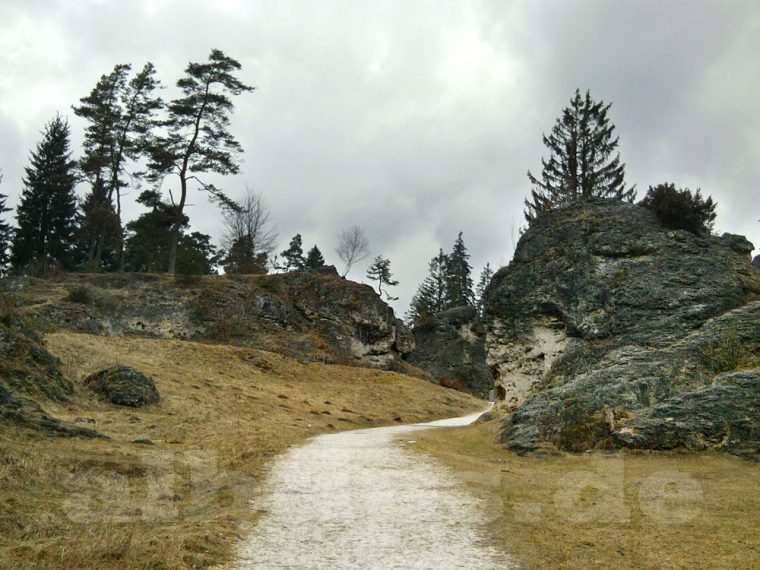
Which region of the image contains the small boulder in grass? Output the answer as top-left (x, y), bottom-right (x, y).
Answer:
top-left (84, 366), bottom-right (160, 407)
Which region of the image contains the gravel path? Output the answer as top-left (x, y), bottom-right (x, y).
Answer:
top-left (235, 406), bottom-right (513, 569)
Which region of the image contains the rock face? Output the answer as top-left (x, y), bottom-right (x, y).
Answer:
top-left (406, 306), bottom-right (493, 397)
top-left (84, 366), bottom-right (160, 407)
top-left (753, 254), bottom-right (760, 270)
top-left (8, 267), bottom-right (414, 370)
top-left (483, 199), bottom-right (760, 457)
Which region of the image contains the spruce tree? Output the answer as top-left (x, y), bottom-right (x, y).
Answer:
top-left (11, 115), bottom-right (78, 272)
top-left (407, 249), bottom-right (448, 324)
top-left (305, 245), bottom-right (325, 269)
top-left (366, 255), bottom-right (399, 301)
top-left (475, 262), bottom-right (494, 316)
top-left (74, 62), bottom-right (162, 271)
top-left (281, 234), bottom-right (305, 271)
top-left (525, 89), bottom-right (635, 224)
top-left (444, 232), bottom-right (474, 308)
top-left (147, 49), bottom-right (254, 274)
top-left (0, 175), bottom-right (11, 275)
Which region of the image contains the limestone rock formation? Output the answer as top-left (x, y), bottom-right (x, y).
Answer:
top-left (8, 267), bottom-right (413, 370)
top-left (84, 366), bottom-right (160, 407)
top-left (483, 199), bottom-right (760, 457)
top-left (406, 306), bottom-right (493, 397)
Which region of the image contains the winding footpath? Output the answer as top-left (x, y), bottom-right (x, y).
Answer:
top-left (235, 405), bottom-right (513, 569)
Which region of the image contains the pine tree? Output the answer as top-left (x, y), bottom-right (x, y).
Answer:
top-left (123, 189), bottom-right (217, 275)
top-left (407, 249), bottom-right (448, 324)
top-left (281, 234), bottom-right (305, 271)
top-left (0, 174), bottom-right (11, 275)
top-left (305, 245), bottom-right (325, 269)
top-left (123, 190), bottom-right (179, 273)
top-left (475, 262), bottom-right (494, 316)
top-left (444, 232), bottom-right (474, 308)
top-left (74, 62), bottom-right (162, 271)
top-left (366, 255), bottom-right (399, 301)
top-left (75, 178), bottom-right (120, 271)
top-left (11, 115), bottom-right (78, 272)
top-left (147, 49), bottom-right (254, 274)
top-left (525, 89), bottom-right (635, 224)
top-left (223, 235), bottom-right (268, 274)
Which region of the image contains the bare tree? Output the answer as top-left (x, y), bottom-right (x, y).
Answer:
top-left (221, 188), bottom-right (278, 274)
top-left (335, 225), bottom-right (369, 277)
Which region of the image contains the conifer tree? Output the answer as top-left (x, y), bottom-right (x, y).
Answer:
top-left (75, 179), bottom-right (120, 271)
top-left (0, 175), bottom-right (11, 275)
top-left (407, 249), bottom-right (448, 324)
top-left (223, 235), bottom-right (268, 274)
top-left (366, 255), bottom-right (399, 301)
top-left (475, 262), bottom-right (494, 316)
top-left (281, 234), bottom-right (305, 271)
top-left (74, 62), bottom-right (162, 271)
top-left (123, 189), bottom-right (218, 274)
top-left (525, 89), bottom-right (635, 224)
top-left (444, 231), bottom-right (474, 308)
top-left (305, 245), bottom-right (325, 269)
top-left (11, 115), bottom-right (78, 272)
top-left (147, 49), bottom-right (254, 274)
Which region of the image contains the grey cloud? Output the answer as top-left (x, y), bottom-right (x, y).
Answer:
top-left (0, 0), bottom-right (758, 314)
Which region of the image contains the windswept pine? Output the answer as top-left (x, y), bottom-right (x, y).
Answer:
top-left (73, 62), bottom-right (162, 271)
top-left (146, 49), bottom-right (254, 274)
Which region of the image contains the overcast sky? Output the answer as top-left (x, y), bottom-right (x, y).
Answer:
top-left (1, 0), bottom-right (758, 314)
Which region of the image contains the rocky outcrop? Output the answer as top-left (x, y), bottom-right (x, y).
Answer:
top-left (7, 267), bottom-right (414, 370)
top-left (613, 368), bottom-right (759, 458)
top-left (84, 366), bottom-right (160, 407)
top-left (484, 199), bottom-right (760, 457)
top-left (406, 306), bottom-right (493, 397)
top-left (0, 303), bottom-right (102, 438)
top-left (274, 266), bottom-right (415, 368)
top-left (753, 254), bottom-right (760, 270)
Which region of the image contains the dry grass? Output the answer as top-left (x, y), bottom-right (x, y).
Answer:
top-left (409, 419), bottom-right (760, 569)
top-left (0, 332), bottom-right (482, 569)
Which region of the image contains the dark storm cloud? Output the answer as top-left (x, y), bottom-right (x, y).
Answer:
top-left (0, 1), bottom-right (757, 313)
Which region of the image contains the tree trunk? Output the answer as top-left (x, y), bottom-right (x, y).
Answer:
top-left (167, 221), bottom-right (181, 274)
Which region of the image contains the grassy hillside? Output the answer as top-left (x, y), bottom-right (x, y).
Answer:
top-left (0, 332), bottom-right (482, 569)
top-left (409, 418), bottom-right (760, 569)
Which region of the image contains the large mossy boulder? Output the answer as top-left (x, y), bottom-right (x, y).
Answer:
top-left (84, 366), bottom-right (160, 407)
top-left (483, 199), bottom-right (760, 457)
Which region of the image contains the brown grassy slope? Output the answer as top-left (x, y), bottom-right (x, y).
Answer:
top-left (409, 419), bottom-right (760, 570)
top-left (0, 332), bottom-right (482, 570)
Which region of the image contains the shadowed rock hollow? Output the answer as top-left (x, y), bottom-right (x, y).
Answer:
top-left (406, 305), bottom-right (493, 398)
top-left (483, 199), bottom-right (760, 457)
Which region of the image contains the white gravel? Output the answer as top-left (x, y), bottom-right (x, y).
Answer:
top-left (235, 406), bottom-right (514, 569)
